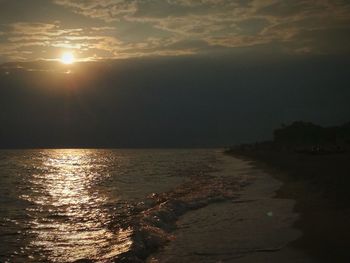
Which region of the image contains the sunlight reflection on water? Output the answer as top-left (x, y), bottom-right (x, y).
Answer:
top-left (21, 149), bottom-right (132, 262)
top-left (0, 149), bottom-right (217, 262)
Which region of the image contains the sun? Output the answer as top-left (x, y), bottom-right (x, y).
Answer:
top-left (60, 52), bottom-right (75, 64)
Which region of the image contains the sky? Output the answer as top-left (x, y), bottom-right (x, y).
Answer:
top-left (1, 0), bottom-right (350, 62)
top-left (0, 0), bottom-right (350, 148)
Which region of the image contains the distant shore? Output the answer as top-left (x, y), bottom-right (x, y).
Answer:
top-left (226, 147), bottom-right (350, 262)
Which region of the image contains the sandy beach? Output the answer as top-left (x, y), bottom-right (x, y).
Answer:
top-left (226, 150), bottom-right (350, 262)
top-left (147, 154), bottom-right (316, 263)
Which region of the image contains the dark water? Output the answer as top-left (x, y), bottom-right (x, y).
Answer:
top-left (0, 149), bottom-right (221, 262)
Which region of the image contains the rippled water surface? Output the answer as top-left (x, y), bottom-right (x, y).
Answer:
top-left (0, 149), bottom-right (219, 262)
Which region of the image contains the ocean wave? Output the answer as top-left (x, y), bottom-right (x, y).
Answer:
top-left (94, 172), bottom-right (247, 263)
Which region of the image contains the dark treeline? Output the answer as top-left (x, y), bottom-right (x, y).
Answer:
top-left (229, 121), bottom-right (350, 154)
top-left (274, 121), bottom-right (350, 149)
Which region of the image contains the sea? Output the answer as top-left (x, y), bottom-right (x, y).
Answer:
top-left (0, 149), bottom-right (251, 263)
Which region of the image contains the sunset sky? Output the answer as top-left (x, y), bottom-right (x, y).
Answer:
top-left (0, 0), bottom-right (350, 147)
top-left (1, 0), bottom-right (350, 63)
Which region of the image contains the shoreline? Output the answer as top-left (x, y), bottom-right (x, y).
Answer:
top-left (148, 154), bottom-right (313, 262)
top-left (226, 150), bottom-right (350, 262)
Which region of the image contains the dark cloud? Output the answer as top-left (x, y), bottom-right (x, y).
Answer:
top-left (1, 54), bottom-right (350, 148)
top-left (256, 0), bottom-right (314, 17)
top-left (237, 18), bottom-right (270, 35)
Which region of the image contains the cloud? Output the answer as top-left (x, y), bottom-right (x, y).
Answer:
top-left (0, 22), bottom-right (123, 61)
top-left (53, 0), bottom-right (138, 22)
top-left (0, 0), bottom-right (350, 62)
top-left (0, 20), bottom-right (193, 62)
top-left (54, 0), bottom-right (350, 52)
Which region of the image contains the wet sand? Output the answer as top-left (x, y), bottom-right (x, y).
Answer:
top-left (148, 155), bottom-right (315, 263)
top-left (227, 150), bottom-right (350, 262)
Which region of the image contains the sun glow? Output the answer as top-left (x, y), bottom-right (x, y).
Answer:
top-left (60, 52), bottom-right (75, 64)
